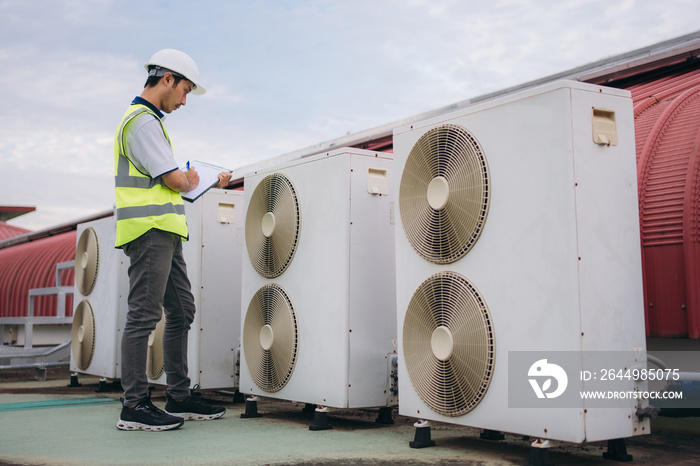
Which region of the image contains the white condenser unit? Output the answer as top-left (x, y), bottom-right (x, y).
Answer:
top-left (394, 81), bottom-right (649, 443)
top-left (239, 148), bottom-right (396, 409)
top-left (70, 215), bottom-right (128, 379)
top-left (147, 188), bottom-right (244, 390)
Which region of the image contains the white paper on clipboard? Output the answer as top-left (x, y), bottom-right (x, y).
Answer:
top-left (181, 160), bottom-right (230, 202)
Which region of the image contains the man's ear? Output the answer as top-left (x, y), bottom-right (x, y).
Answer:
top-left (161, 72), bottom-right (174, 87)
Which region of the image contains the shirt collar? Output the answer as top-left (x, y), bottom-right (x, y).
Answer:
top-left (132, 96), bottom-right (164, 119)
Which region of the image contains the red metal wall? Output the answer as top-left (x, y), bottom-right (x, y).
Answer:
top-left (632, 69), bottom-right (700, 338)
top-left (0, 231), bottom-right (75, 318)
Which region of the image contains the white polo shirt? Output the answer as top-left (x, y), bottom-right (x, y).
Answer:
top-left (123, 97), bottom-right (179, 179)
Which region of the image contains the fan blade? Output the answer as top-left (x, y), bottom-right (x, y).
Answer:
top-left (75, 228), bottom-right (100, 295)
top-left (403, 272), bottom-right (494, 416)
top-left (71, 300), bottom-right (95, 370)
top-left (243, 284), bottom-right (298, 393)
top-left (245, 173), bottom-right (300, 278)
top-left (399, 124), bottom-right (490, 264)
top-left (147, 315), bottom-right (165, 379)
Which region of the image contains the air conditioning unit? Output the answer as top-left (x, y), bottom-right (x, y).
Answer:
top-left (239, 148), bottom-right (396, 409)
top-left (147, 188), bottom-right (244, 390)
top-left (70, 216), bottom-right (128, 378)
top-left (394, 80), bottom-right (649, 443)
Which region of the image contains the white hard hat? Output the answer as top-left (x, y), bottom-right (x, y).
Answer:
top-left (144, 49), bottom-right (206, 95)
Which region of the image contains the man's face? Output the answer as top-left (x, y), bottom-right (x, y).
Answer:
top-left (161, 75), bottom-right (194, 114)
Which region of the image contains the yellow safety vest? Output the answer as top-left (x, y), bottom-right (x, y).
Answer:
top-left (114, 104), bottom-right (188, 247)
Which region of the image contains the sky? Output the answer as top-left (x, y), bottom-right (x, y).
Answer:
top-left (1, 0), bottom-right (698, 231)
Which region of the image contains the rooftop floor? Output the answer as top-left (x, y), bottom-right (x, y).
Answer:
top-left (1, 366), bottom-right (699, 465)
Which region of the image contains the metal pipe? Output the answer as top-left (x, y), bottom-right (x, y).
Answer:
top-left (647, 354), bottom-right (700, 382)
top-left (0, 361), bottom-right (68, 371)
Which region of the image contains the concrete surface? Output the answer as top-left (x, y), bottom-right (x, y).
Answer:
top-left (1, 366), bottom-right (699, 465)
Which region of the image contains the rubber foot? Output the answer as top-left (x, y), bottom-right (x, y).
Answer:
top-left (67, 374), bottom-right (81, 388)
top-left (375, 406), bottom-right (394, 425)
top-left (302, 403), bottom-right (317, 414)
top-left (309, 407), bottom-right (332, 431)
top-left (96, 379), bottom-right (110, 392)
top-left (527, 447), bottom-right (554, 466)
top-left (602, 438), bottom-right (633, 462)
top-left (240, 397), bottom-right (263, 418)
top-left (409, 422), bottom-right (435, 449)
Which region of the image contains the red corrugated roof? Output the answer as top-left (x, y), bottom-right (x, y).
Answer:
top-left (0, 231), bottom-right (75, 318)
top-left (632, 71), bottom-right (700, 338)
top-left (0, 221), bottom-right (31, 241)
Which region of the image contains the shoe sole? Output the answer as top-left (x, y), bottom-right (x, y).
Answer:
top-left (116, 419), bottom-right (184, 431)
top-left (164, 410), bottom-right (225, 421)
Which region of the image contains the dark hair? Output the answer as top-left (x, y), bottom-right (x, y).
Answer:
top-left (144, 67), bottom-right (185, 89)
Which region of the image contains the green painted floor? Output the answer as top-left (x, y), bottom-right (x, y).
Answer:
top-left (1, 369), bottom-right (699, 465)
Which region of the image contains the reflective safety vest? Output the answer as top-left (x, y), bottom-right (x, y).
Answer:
top-left (114, 104), bottom-right (188, 247)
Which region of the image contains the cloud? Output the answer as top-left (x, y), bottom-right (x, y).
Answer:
top-left (2, 0), bottom-right (699, 231)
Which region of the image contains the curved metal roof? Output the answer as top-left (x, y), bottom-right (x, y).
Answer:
top-left (0, 231), bottom-right (75, 318)
top-left (637, 75), bottom-right (700, 247)
top-left (631, 69), bottom-right (700, 338)
top-left (0, 221), bottom-right (31, 241)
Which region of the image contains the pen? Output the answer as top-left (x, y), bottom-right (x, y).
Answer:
top-left (186, 161), bottom-right (190, 170)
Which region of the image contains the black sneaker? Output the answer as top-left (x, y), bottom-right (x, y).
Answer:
top-left (164, 387), bottom-right (226, 421)
top-left (116, 397), bottom-right (184, 432)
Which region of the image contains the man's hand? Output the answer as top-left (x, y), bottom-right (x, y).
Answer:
top-left (216, 171), bottom-right (233, 188)
top-left (162, 167), bottom-right (200, 192)
top-left (185, 168), bottom-right (200, 191)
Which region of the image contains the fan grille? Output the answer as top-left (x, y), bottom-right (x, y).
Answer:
top-left (399, 124), bottom-right (490, 264)
top-left (403, 272), bottom-right (495, 416)
top-left (146, 314), bottom-right (165, 380)
top-left (71, 300), bottom-right (96, 370)
top-left (245, 173), bottom-right (301, 278)
top-left (75, 227), bottom-right (100, 295)
top-left (243, 284), bottom-right (299, 392)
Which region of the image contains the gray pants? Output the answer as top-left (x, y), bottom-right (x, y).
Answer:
top-left (121, 228), bottom-right (196, 406)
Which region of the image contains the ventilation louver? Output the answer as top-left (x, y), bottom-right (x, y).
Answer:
top-left (146, 315), bottom-right (165, 380)
top-left (399, 124), bottom-right (490, 264)
top-left (245, 173), bottom-right (301, 278)
top-left (71, 300), bottom-right (96, 370)
top-left (75, 227), bottom-right (100, 295)
top-left (403, 271), bottom-right (495, 416)
top-left (243, 284), bottom-right (298, 392)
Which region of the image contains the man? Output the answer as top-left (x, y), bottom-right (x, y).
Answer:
top-left (114, 49), bottom-right (232, 431)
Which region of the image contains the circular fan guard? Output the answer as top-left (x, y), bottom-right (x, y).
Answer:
top-left (403, 272), bottom-right (495, 416)
top-left (147, 314), bottom-right (166, 380)
top-left (245, 173), bottom-right (301, 278)
top-left (71, 300), bottom-right (96, 370)
top-left (399, 124), bottom-right (490, 264)
top-left (243, 284), bottom-right (298, 393)
top-left (75, 227), bottom-right (100, 295)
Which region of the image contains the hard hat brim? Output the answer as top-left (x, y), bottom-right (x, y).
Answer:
top-left (190, 84), bottom-right (206, 96)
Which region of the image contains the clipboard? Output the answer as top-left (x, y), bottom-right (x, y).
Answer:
top-left (181, 160), bottom-right (231, 202)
